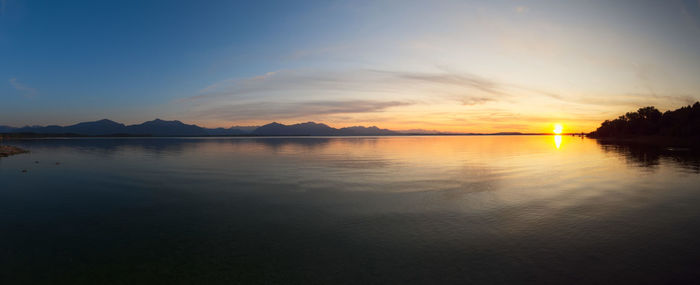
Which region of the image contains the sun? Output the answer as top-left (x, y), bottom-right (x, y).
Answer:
top-left (553, 123), bottom-right (563, 134)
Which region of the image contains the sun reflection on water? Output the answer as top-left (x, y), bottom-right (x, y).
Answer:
top-left (554, 135), bottom-right (562, 149)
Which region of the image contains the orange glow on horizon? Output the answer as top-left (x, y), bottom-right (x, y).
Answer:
top-left (190, 119), bottom-right (592, 134)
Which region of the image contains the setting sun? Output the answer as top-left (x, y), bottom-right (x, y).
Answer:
top-left (553, 124), bottom-right (563, 134)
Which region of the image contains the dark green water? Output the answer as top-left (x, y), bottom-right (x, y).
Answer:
top-left (1, 136), bottom-right (700, 284)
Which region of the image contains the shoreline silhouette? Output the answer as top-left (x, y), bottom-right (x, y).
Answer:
top-left (588, 102), bottom-right (700, 147)
top-left (0, 119), bottom-right (550, 138)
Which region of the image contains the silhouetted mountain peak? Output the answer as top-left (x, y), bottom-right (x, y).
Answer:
top-left (73, 119), bottom-right (124, 127)
top-left (3, 119), bottom-right (401, 136)
top-left (296, 121), bottom-right (327, 126)
top-left (264, 122), bottom-right (285, 127)
top-left (251, 122), bottom-right (397, 136)
top-left (344, 125), bottom-right (380, 130)
top-left (337, 125), bottom-right (397, 135)
top-left (140, 118), bottom-right (183, 125)
top-left (126, 119), bottom-right (206, 136)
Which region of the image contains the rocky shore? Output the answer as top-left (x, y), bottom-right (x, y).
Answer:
top-left (0, 145), bottom-right (29, 157)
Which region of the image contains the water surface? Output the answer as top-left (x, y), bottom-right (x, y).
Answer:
top-left (2, 136), bottom-right (700, 284)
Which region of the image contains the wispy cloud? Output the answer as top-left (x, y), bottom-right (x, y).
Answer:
top-left (188, 69), bottom-right (529, 104)
top-left (9, 78), bottom-right (37, 98)
top-left (575, 93), bottom-right (696, 110)
top-left (369, 69), bottom-right (508, 97)
top-left (190, 100), bottom-right (410, 121)
top-left (457, 97), bottom-right (494, 106)
top-left (181, 68), bottom-right (566, 123)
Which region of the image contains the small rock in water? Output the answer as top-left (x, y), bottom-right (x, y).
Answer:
top-left (35, 161), bottom-right (39, 164)
top-left (21, 169), bottom-right (27, 173)
top-left (55, 162), bottom-right (60, 165)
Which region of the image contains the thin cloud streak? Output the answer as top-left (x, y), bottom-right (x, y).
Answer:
top-left (574, 93), bottom-right (696, 109)
top-left (180, 69), bottom-right (526, 123)
top-left (187, 68), bottom-right (539, 104)
top-left (190, 100), bottom-right (410, 121)
top-left (369, 69), bottom-right (509, 97)
top-left (9, 78), bottom-right (37, 98)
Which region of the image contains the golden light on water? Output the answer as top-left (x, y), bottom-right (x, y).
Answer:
top-left (553, 124), bottom-right (563, 134)
top-left (554, 135), bottom-right (562, 149)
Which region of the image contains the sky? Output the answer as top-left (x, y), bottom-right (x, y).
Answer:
top-left (1, 0), bottom-right (700, 133)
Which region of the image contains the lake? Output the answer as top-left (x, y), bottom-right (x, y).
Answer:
top-left (1, 135), bottom-right (700, 284)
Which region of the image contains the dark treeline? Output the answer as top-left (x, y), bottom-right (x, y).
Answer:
top-left (589, 102), bottom-right (700, 138)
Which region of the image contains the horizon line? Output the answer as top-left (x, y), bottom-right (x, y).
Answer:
top-left (0, 118), bottom-right (593, 135)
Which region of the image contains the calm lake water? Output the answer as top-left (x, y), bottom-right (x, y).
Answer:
top-left (2, 136), bottom-right (700, 284)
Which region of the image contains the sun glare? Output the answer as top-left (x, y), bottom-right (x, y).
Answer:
top-left (554, 135), bottom-right (562, 149)
top-left (553, 124), bottom-right (563, 134)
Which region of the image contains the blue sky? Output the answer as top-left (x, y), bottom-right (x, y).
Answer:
top-left (2, 0), bottom-right (700, 132)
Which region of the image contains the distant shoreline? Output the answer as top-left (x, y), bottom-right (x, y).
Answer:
top-left (0, 119), bottom-right (576, 137)
top-left (1, 133), bottom-right (564, 139)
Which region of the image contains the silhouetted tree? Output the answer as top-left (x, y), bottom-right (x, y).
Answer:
top-left (590, 102), bottom-right (700, 138)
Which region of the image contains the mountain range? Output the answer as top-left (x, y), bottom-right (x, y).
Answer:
top-left (0, 119), bottom-right (398, 136)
